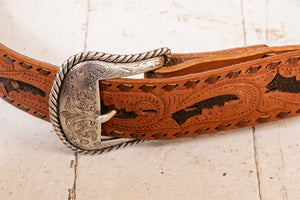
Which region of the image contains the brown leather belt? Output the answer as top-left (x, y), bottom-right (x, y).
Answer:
top-left (0, 43), bottom-right (300, 154)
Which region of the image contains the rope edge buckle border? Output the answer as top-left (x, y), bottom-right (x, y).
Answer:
top-left (49, 47), bottom-right (171, 155)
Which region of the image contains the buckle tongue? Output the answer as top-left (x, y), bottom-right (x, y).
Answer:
top-left (49, 48), bottom-right (170, 154)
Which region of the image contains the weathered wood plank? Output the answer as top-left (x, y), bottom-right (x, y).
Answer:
top-left (0, 0), bottom-right (88, 199)
top-left (243, 0), bottom-right (300, 199)
top-left (76, 0), bottom-right (260, 199)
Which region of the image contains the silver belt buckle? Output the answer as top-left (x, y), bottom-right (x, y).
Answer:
top-left (49, 48), bottom-right (170, 154)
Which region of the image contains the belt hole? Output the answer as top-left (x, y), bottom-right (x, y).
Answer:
top-left (151, 133), bottom-right (167, 139)
top-left (266, 61), bottom-right (281, 70)
top-left (162, 83), bottom-right (178, 91)
top-left (10, 79), bottom-right (19, 89)
top-left (18, 104), bottom-right (29, 112)
top-left (194, 127), bottom-right (209, 134)
top-left (100, 81), bottom-right (112, 90)
top-left (246, 65), bottom-right (261, 73)
top-left (184, 106), bottom-right (197, 112)
top-left (117, 84), bottom-right (134, 92)
top-left (34, 111), bottom-right (46, 119)
top-left (142, 109), bottom-right (157, 115)
top-left (276, 111), bottom-right (291, 119)
top-left (296, 109), bottom-right (300, 114)
top-left (3, 95), bottom-right (14, 103)
top-left (129, 133), bottom-right (145, 139)
top-left (173, 131), bottom-right (188, 138)
top-left (19, 62), bottom-right (32, 70)
top-left (37, 68), bottom-right (51, 76)
top-left (205, 75), bottom-right (220, 84)
top-left (215, 123), bottom-right (230, 131)
top-left (286, 56), bottom-right (300, 65)
top-left (184, 80), bottom-right (199, 89)
top-left (224, 97), bottom-right (239, 104)
top-left (265, 88), bottom-right (278, 94)
top-left (261, 53), bottom-right (277, 58)
top-left (226, 70), bottom-right (241, 79)
top-left (109, 131), bottom-right (124, 138)
top-left (139, 84), bottom-right (156, 92)
top-left (256, 115), bottom-right (271, 123)
top-left (3, 54), bottom-right (15, 63)
top-left (235, 120), bottom-right (251, 127)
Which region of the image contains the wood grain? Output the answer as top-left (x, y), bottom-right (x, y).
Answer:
top-left (0, 0), bottom-right (299, 200)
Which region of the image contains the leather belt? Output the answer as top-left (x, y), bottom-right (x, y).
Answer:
top-left (0, 43), bottom-right (300, 154)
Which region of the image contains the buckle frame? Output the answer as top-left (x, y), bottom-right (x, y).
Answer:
top-left (49, 48), bottom-right (170, 154)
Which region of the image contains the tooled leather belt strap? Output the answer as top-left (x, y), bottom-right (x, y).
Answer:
top-left (0, 43), bottom-right (300, 154)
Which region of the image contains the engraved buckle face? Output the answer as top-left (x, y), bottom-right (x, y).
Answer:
top-left (49, 48), bottom-right (170, 154)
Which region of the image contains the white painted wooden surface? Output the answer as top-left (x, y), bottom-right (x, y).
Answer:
top-left (0, 0), bottom-right (299, 199)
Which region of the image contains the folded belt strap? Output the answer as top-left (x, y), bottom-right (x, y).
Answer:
top-left (0, 43), bottom-right (300, 140)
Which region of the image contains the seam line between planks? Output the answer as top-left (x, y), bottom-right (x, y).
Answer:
top-left (252, 126), bottom-right (262, 200)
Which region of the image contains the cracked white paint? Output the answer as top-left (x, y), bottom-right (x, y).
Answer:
top-left (0, 0), bottom-right (299, 199)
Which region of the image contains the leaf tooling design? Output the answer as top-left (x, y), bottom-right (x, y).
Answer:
top-left (266, 74), bottom-right (300, 93)
top-left (171, 94), bottom-right (238, 125)
top-left (0, 77), bottom-right (46, 97)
